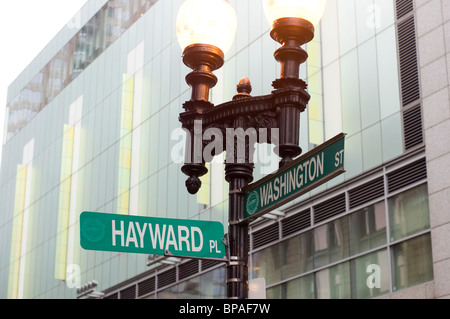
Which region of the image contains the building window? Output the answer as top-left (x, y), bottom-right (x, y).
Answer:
top-left (252, 244), bottom-right (282, 287)
top-left (350, 249), bottom-right (390, 299)
top-left (315, 261), bottom-right (351, 299)
top-left (250, 161), bottom-right (433, 298)
top-left (141, 266), bottom-right (226, 299)
top-left (349, 201), bottom-right (387, 255)
top-left (313, 217), bottom-right (350, 268)
top-left (281, 231), bottom-right (314, 280)
top-left (388, 184), bottom-right (430, 242)
top-left (391, 233), bottom-right (433, 292)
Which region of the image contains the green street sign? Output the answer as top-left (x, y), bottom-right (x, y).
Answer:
top-left (244, 133), bottom-right (346, 221)
top-left (80, 212), bottom-right (226, 259)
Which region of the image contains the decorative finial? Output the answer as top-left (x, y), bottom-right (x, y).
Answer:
top-left (186, 176), bottom-right (202, 194)
top-left (233, 77), bottom-right (252, 100)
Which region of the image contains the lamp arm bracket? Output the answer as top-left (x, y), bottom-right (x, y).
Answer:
top-left (179, 88), bottom-right (309, 129)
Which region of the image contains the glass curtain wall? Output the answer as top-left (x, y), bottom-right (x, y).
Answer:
top-left (0, 0), bottom-right (415, 299)
top-left (5, 0), bottom-right (158, 143)
top-left (252, 183), bottom-right (433, 299)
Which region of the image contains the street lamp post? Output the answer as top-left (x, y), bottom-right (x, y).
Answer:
top-left (176, 0), bottom-right (326, 299)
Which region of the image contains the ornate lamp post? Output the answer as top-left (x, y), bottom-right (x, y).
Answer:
top-left (176, 0), bottom-right (327, 299)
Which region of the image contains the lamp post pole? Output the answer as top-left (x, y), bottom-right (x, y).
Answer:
top-left (176, 0), bottom-right (323, 300)
top-left (225, 161), bottom-right (253, 299)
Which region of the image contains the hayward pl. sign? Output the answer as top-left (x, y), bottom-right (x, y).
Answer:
top-left (80, 212), bottom-right (226, 259)
top-left (244, 133), bottom-right (346, 221)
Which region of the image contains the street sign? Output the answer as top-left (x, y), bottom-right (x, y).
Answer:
top-left (80, 212), bottom-right (226, 259)
top-left (244, 133), bottom-right (346, 221)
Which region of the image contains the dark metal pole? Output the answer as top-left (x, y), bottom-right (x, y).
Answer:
top-left (225, 163), bottom-right (253, 299)
top-left (224, 114), bottom-right (254, 299)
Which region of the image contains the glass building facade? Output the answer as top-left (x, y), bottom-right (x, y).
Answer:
top-left (0, 0), bottom-right (435, 299)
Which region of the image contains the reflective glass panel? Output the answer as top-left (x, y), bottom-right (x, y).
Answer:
top-left (349, 201), bottom-right (387, 255)
top-left (178, 277), bottom-right (200, 299)
top-left (350, 249), bottom-right (389, 298)
top-left (252, 244), bottom-right (282, 286)
top-left (200, 267), bottom-right (226, 299)
top-left (388, 184), bottom-right (430, 242)
top-left (281, 231), bottom-right (314, 279)
top-left (314, 217), bottom-right (350, 268)
top-left (315, 261), bottom-right (351, 299)
top-left (391, 234), bottom-right (434, 292)
top-left (284, 274), bottom-right (315, 299)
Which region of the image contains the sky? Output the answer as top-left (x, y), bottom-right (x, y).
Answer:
top-left (0, 0), bottom-right (88, 170)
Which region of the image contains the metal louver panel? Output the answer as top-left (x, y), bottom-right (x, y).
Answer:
top-left (138, 277), bottom-right (155, 297)
top-left (398, 16), bottom-right (420, 106)
top-left (120, 285), bottom-right (136, 299)
top-left (403, 104), bottom-right (424, 150)
top-left (281, 210), bottom-right (311, 237)
top-left (348, 177), bottom-right (385, 209)
top-left (387, 158), bottom-right (427, 193)
top-left (201, 259), bottom-right (226, 271)
top-left (157, 268), bottom-right (177, 289)
top-left (396, 0), bottom-right (414, 19)
top-left (313, 194), bottom-right (346, 224)
top-left (179, 260), bottom-right (199, 280)
top-left (252, 223), bottom-right (279, 249)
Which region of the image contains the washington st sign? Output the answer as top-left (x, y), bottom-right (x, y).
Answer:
top-left (244, 133), bottom-right (346, 221)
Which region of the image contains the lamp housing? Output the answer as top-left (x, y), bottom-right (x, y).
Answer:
top-left (176, 0), bottom-right (237, 55)
top-left (263, 0), bottom-right (327, 28)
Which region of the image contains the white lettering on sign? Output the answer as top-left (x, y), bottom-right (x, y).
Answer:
top-left (209, 240), bottom-right (222, 254)
top-left (112, 220), bottom-right (124, 247)
top-left (178, 226), bottom-right (190, 251)
top-left (191, 227), bottom-right (203, 252)
top-left (149, 223), bottom-right (166, 249)
top-left (136, 223), bottom-right (147, 248)
top-left (112, 221), bottom-right (204, 253)
top-left (259, 152), bottom-right (325, 208)
top-left (335, 150), bottom-right (344, 167)
top-left (126, 221), bottom-right (138, 247)
top-left (166, 225), bottom-right (178, 251)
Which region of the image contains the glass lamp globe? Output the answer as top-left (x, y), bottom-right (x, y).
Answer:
top-left (263, 0), bottom-right (327, 27)
top-left (176, 0), bottom-right (237, 55)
